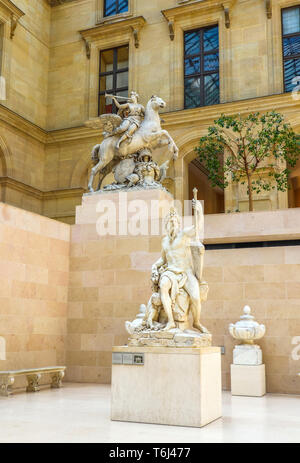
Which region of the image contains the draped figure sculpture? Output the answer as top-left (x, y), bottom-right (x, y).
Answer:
top-left (125, 190), bottom-right (211, 348)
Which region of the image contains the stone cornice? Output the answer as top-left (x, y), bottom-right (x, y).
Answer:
top-left (79, 15), bottom-right (146, 42)
top-left (45, 93), bottom-right (300, 143)
top-left (162, 0), bottom-right (237, 37)
top-left (0, 93), bottom-right (298, 146)
top-left (0, 176), bottom-right (85, 200)
top-left (0, 104), bottom-right (47, 144)
top-left (0, 0), bottom-right (24, 18)
top-left (0, 0), bottom-right (25, 38)
top-left (161, 93), bottom-right (300, 129)
top-left (46, 0), bottom-right (78, 6)
top-left (46, 125), bottom-right (99, 143)
top-left (161, 0), bottom-right (225, 21)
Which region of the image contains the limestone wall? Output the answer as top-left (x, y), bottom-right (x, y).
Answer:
top-left (0, 198), bottom-right (299, 394)
top-left (4, 0), bottom-right (51, 128)
top-left (0, 202), bottom-right (70, 386)
top-left (66, 196), bottom-right (300, 394)
top-left (203, 246), bottom-right (300, 394)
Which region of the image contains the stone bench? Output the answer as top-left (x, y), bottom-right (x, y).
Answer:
top-left (0, 366), bottom-right (66, 397)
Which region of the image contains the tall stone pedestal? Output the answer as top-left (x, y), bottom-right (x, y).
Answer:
top-left (231, 364), bottom-right (266, 397)
top-left (67, 188), bottom-right (175, 383)
top-left (111, 346), bottom-right (222, 427)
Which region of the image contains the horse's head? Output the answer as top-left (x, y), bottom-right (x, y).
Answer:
top-left (149, 95), bottom-right (166, 111)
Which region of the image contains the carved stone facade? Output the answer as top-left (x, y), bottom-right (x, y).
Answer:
top-left (0, 0), bottom-right (298, 222)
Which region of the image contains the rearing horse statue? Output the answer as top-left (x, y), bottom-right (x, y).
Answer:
top-left (87, 95), bottom-right (178, 192)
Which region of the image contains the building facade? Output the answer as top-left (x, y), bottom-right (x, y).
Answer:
top-left (0, 0), bottom-right (299, 222)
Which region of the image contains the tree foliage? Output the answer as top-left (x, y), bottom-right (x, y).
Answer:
top-left (195, 112), bottom-right (300, 211)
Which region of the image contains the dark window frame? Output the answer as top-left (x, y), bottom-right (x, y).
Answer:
top-left (103, 0), bottom-right (128, 18)
top-left (98, 45), bottom-right (129, 115)
top-left (184, 24), bottom-right (220, 109)
top-left (281, 5), bottom-right (300, 92)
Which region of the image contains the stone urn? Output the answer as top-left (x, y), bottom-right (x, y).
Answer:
top-left (229, 305), bottom-right (265, 345)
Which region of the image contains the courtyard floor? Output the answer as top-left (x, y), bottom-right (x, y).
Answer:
top-left (0, 383), bottom-right (299, 443)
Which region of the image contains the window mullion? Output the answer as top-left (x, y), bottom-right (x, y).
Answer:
top-left (200, 29), bottom-right (204, 107)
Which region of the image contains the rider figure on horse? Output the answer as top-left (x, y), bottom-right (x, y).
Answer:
top-left (109, 91), bottom-right (145, 150)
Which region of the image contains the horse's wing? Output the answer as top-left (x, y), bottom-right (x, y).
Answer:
top-left (84, 118), bottom-right (103, 130)
top-left (100, 114), bottom-right (122, 132)
top-left (85, 114), bottom-right (122, 133)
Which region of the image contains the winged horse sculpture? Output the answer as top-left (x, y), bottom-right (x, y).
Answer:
top-left (85, 95), bottom-right (178, 192)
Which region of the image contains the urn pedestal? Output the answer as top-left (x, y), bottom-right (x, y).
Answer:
top-left (229, 305), bottom-right (266, 397)
top-left (231, 364), bottom-right (266, 397)
top-left (111, 346), bottom-right (222, 428)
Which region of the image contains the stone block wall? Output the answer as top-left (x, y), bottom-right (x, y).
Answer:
top-left (0, 202), bottom-right (70, 387)
top-left (202, 246), bottom-right (300, 394)
top-left (1, 198), bottom-right (300, 394)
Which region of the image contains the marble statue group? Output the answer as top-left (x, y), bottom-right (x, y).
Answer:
top-left (85, 91), bottom-right (211, 347)
top-left (86, 91), bottom-right (179, 192)
top-left (125, 190), bottom-right (211, 348)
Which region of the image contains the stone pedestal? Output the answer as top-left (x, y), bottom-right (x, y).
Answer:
top-left (111, 346), bottom-right (222, 427)
top-left (233, 344), bottom-right (262, 365)
top-left (231, 364), bottom-right (266, 397)
top-left (76, 188), bottom-right (174, 226)
top-left (67, 188), bottom-right (176, 383)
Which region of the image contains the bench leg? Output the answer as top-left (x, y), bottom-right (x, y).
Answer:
top-left (0, 376), bottom-right (14, 397)
top-left (51, 371), bottom-right (64, 388)
top-left (26, 373), bottom-right (41, 392)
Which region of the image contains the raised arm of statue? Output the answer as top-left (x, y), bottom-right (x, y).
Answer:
top-left (192, 196), bottom-right (204, 242)
top-left (111, 96), bottom-right (129, 111)
top-left (182, 225), bottom-right (205, 255)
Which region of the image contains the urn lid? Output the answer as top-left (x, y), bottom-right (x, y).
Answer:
top-left (229, 305), bottom-right (265, 343)
top-left (233, 305), bottom-right (259, 328)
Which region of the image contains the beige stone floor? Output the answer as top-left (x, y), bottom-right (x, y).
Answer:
top-left (0, 383), bottom-right (300, 443)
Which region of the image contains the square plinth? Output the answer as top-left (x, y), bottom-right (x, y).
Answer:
top-left (233, 344), bottom-right (262, 365)
top-left (231, 364), bottom-right (266, 397)
top-left (111, 346), bottom-right (222, 428)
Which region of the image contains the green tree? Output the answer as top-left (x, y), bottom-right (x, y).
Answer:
top-left (195, 112), bottom-right (300, 212)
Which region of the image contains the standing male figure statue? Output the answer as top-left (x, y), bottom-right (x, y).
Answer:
top-left (151, 198), bottom-right (208, 333)
top-left (108, 91), bottom-right (145, 149)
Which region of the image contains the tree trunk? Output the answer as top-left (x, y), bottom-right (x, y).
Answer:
top-left (247, 175), bottom-right (254, 211)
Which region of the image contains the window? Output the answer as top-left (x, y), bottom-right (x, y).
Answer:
top-left (282, 6), bottom-right (300, 92)
top-left (184, 25), bottom-right (219, 109)
top-left (98, 45), bottom-right (129, 115)
top-left (104, 0), bottom-right (128, 17)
